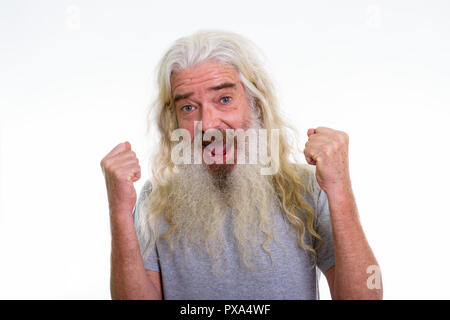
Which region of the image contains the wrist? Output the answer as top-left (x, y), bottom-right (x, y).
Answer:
top-left (323, 177), bottom-right (353, 203)
top-left (109, 209), bottom-right (135, 240)
top-left (109, 206), bottom-right (134, 222)
top-left (324, 182), bottom-right (360, 221)
top-left (325, 183), bottom-right (353, 202)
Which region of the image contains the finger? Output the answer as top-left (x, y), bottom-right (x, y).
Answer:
top-left (305, 154), bottom-right (316, 165)
top-left (314, 127), bottom-right (335, 135)
top-left (105, 141), bottom-right (131, 159)
top-left (307, 128), bottom-right (316, 137)
top-left (125, 165), bottom-right (141, 182)
top-left (306, 134), bottom-right (328, 145)
top-left (107, 157), bottom-right (139, 172)
top-left (109, 149), bottom-right (138, 163)
top-left (303, 147), bottom-right (313, 164)
top-left (112, 163), bottom-right (140, 181)
top-left (130, 169), bottom-right (141, 183)
top-left (304, 146), bottom-right (319, 165)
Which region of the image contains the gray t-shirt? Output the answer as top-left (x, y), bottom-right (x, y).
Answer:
top-left (132, 167), bottom-right (335, 299)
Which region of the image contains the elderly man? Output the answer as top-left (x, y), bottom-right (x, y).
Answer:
top-left (100, 30), bottom-right (382, 300)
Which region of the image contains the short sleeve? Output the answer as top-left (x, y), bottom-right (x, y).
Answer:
top-left (132, 180), bottom-right (160, 272)
top-left (305, 166), bottom-right (335, 274)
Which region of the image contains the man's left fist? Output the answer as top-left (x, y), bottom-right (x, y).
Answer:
top-left (304, 126), bottom-right (351, 195)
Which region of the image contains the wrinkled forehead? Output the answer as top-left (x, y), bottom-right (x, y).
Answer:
top-left (170, 60), bottom-right (240, 95)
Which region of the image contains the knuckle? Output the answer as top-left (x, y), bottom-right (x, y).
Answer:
top-left (102, 159), bottom-right (110, 169)
top-left (342, 132), bottom-right (349, 142)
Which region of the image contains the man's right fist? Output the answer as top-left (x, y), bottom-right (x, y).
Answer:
top-left (100, 141), bottom-right (141, 215)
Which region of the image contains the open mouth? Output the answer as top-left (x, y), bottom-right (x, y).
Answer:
top-left (201, 132), bottom-right (236, 162)
top-left (211, 144), bottom-right (227, 156)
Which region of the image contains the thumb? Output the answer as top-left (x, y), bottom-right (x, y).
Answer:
top-left (124, 141), bottom-right (131, 150)
top-left (307, 128), bottom-right (316, 137)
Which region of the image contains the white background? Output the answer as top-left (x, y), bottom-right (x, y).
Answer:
top-left (0, 0), bottom-right (449, 299)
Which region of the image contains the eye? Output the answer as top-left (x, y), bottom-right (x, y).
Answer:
top-left (220, 96), bottom-right (232, 104)
top-left (181, 105), bottom-right (194, 112)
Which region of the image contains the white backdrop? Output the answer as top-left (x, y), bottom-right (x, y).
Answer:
top-left (0, 0), bottom-right (449, 299)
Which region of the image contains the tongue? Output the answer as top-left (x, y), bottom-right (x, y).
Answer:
top-left (212, 145), bottom-right (226, 156)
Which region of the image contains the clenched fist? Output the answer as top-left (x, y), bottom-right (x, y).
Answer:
top-left (100, 141), bottom-right (141, 215)
top-left (303, 127), bottom-right (351, 195)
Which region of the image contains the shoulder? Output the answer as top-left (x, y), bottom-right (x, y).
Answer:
top-left (291, 162), bottom-right (321, 197)
top-left (137, 179), bottom-right (153, 203)
top-left (133, 179), bottom-right (153, 220)
top-left (142, 179), bottom-right (153, 196)
top-left (289, 163), bottom-right (328, 222)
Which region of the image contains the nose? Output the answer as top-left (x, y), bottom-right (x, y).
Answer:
top-left (201, 104), bottom-right (222, 132)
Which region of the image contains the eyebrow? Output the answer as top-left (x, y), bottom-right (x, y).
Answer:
top-left (208, 82), bottom-right (236, 91)
top-left (173, 82), bottom-right (236, 103)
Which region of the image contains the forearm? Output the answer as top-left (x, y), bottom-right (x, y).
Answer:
top-left (326, 186), bottom-right (383, 300)
top-left (110, 212), bottom-right (160, 300)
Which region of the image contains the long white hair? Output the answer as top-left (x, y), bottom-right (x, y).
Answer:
top-left (135, 30), bottom-right (322, 268)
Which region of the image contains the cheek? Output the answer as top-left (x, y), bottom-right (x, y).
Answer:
top-left (176, 119), bottom-right (195, 141)
top-left (231, 113), bottom-right (246, 127)
top-left (222, 97), bottom-right (251, 127)
top-left (233, 102), bottom-right (252, 127)
top-left (243, 104), bottom-right (252, 121)
top-left (177, 110), bottom-right (200, 127)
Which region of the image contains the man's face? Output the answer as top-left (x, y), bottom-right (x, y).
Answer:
top-left (165, 63), bottom-right (277, 260)
top-left (171, 60), bottom-right (253, 168)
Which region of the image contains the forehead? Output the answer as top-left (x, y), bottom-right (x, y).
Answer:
top-left (170, 60), bottom-right (240, 95)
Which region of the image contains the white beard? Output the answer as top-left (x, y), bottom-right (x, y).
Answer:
top-left (162, 160), bottom-right (279, 271)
